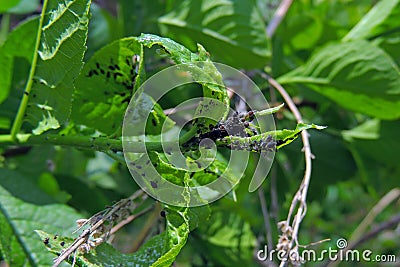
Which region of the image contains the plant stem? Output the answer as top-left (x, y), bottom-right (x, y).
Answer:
top-left (266, 0), bottom-right (293, 38)
top-left (10, 0), bottom-right (49, 141)
top-left (0, 126), bottom-right (198, 153)
top-left (262, 73), bottom-right (313, 267)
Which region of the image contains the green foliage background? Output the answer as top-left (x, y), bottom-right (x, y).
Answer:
top-left (0, 0), bottom-right (399, 266)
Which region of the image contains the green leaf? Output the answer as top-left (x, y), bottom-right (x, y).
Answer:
top-left (342, 119), bottom-right (381, 141)
top-left (72, 37), bottom-right (150, 135)
top-left (0, 169), bottom-right (83, 267)
top-left (343, 119), bottom-right (400, 167)
top-left (343, 0), bottom-right (400, 41)
top-left (254, 103), bottom-right (284, 116)
top-left (137, 33), bottom-right (230, 134)
top-left (0, 17), bottom-right (38, 105)
top-left (150, 207), bottom-right (189, 267)
top-left (6, 0), bottom-right (40, 14)
top-left (131, 151), bottom-right (237, 189)
top-left (277, 40), bottom-right (400, 119)
top-left (0, 0), bottom-right (20, 13)
top-left (194, 210), bottom-right (256, 265)
top-left (158, 0), bottom-right (270, 68)
top-left (25, 0), bottom-right (91, 135)
top-left (219, 123), bottom-right (326, 150)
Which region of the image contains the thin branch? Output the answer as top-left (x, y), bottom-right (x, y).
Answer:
top-left (266, 0), bottom-right (294, 38)
top-left (349, 213), bottom-right (400, 249)
top-left (270, 167), bottom-right (279, 222)
top-left (261, 73), bottom-right (314, 267)
top-left (349, 188), bottom-right (400, 244)
top-left (109, 205), bottom-right (154, 236)
top-left (127, 202), bottom-right (162, 253)
top-left (258, 188), bottom-right (274, 250)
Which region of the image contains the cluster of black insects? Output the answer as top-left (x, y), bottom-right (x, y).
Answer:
top-left (86, 55), bottom-right (140, 104)
top-left (184, 110), bottom-right (278, 153)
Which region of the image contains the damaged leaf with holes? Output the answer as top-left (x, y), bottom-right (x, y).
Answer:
top-left (72, 38), bottom-right (143, 135)
top-left (24, 0), bottom-right (91, 135)
top-left (129, 150), bottom-right (239, 199)
top-left (137, 34), bottom-right (230, 135)
top-left (72, 37), bottom-right (175, 136)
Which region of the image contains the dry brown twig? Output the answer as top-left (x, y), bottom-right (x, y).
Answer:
top-left (266, 0), bottom-right (294, 38)
top-left (52, 190), bottom-right (148, 267)
top-left (261, 73), bottom-right (316, 267)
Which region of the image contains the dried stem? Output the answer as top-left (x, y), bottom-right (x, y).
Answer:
top-left (52, 190), bottom-right (147, 267)
top-left (266, 0), bottom-right (294, 38)
top-left (258, 188), bottom-right (274, 250)
top-left (349, 188), bottom-right (400, 244)
top-left (109, 205), bottom-right (154, 236)
top-left (128, 202), bottom-right (162, 253)
top-left (261, 73), bottom-right (314, 267)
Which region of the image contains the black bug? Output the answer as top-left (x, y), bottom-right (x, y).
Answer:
top-left (43, 237), bottom-right (49, 245)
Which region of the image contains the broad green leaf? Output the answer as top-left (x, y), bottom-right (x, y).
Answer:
top-left (0, 0), bottom-right (20, 13)
top-left (0, 18), bottom-right (38, 104)
top-left (342, 118), bottom-right (380, 141)
top-left (6, 0), bottom-right (40, 14)
top-left (117, 0), bottom-right (166, 37)
top-left (218, 123), bottom-right (326, 150)
top-left (194, 210), bottom-right (256, 265)
top-left (0, 169), bottom-right (82, 267)
top-left (25, 0), bottom-right (91, 135)
top-left (137, 33), bottom-right (230, 134)
top-left (277, 40), bottom-right (400, 119)
top-left (343, 120), bottom-right (400, 167)
top-left (158, 0), bottom-right (270, 69)
top-left (343, 0), bottom-right (400, 41)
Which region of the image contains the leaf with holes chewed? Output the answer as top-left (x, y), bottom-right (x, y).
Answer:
top-left (137, 34), bottom-right (230, 135)
top-left (24, 0), bottom-right (91, 135)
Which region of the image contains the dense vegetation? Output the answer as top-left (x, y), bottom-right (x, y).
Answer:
top-left (0, 0), bottom-right (399, 266)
